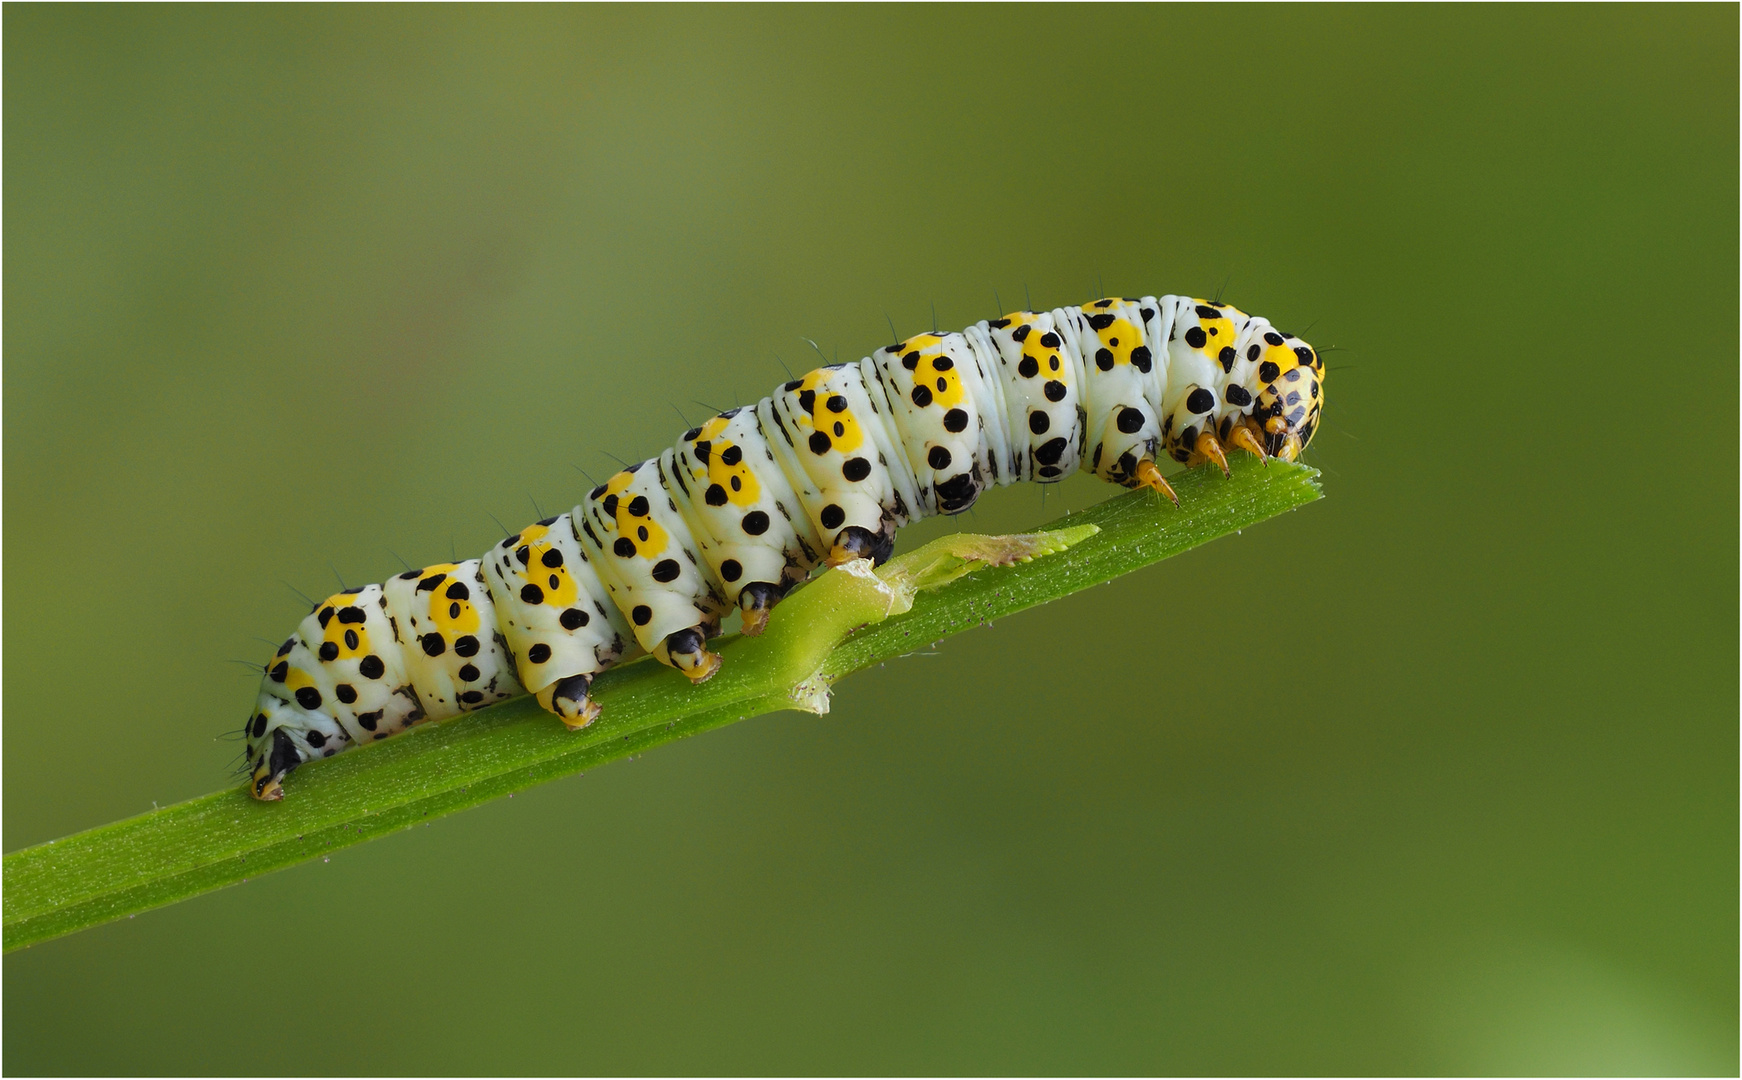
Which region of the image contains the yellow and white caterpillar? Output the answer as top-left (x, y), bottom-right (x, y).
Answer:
top-left (243, 295), bottom-right (1323, 799)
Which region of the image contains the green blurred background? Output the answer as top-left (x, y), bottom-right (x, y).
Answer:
top-left (5, 5), bottom-right (1735, 1074)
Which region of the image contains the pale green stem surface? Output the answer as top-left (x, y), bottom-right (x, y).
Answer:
top-left (4, 457), bottom-right (1320, 952)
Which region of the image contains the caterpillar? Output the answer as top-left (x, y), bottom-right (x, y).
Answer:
top-left (243, 294), bottom-right (1323, 800)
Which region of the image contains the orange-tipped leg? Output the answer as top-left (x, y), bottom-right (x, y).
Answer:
top-left (661, 627), bottom-right (723, 684)
top-left (740, 605), bottom-right (770, 637)
top-left (737, 582), bottom-right (782, 636)
top-left (1229, 423), bottom-right (1268, 465)
top-left (1193, 431), bottom-right (1231, 477)
top-left (675, 649), bottom-right (722, 683)
top-left (537, 674), bottom-right (602, 730)
top-left (1133, 459), bottom-right (1179, 506)
top-left (826, 525), bottom-right (889, 567)
top-left (1275, 434), bottom-right (1302, 463)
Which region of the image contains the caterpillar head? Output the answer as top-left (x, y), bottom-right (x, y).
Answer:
top-left (1248, 333), bottom-right (1323, 460)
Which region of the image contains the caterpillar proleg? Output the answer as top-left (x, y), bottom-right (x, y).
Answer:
top-left (244, 295), bottom-right (1323, 800)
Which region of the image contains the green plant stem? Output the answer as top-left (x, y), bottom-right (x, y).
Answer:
top-left (4, 457), bottom-right (1320, 951)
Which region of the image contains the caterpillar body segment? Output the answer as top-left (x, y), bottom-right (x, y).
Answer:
top-left (867, 331), bottom-right (999, 516)
top-left (384, 559), bottom-right (521, 717)
top-left (667, 407), bottom-right (822, 636)
top-left (290, 585), bottom-right (424, 743)
top-left (481, 516), bottom-right (632, 726)
top-left (767, 362), bottom-right (917, 566)
top-left (983, 309), bottom-right (1087, 483)
top-left (576, 462), bottom-right (728, 681)
top-left (1070, 298), bottom-right (1168, 487)
top-left (245, 293), bottom-right (1323, 800)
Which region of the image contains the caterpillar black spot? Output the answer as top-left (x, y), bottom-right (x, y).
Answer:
top-left (243, 295), bottom-right (1323, 800)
